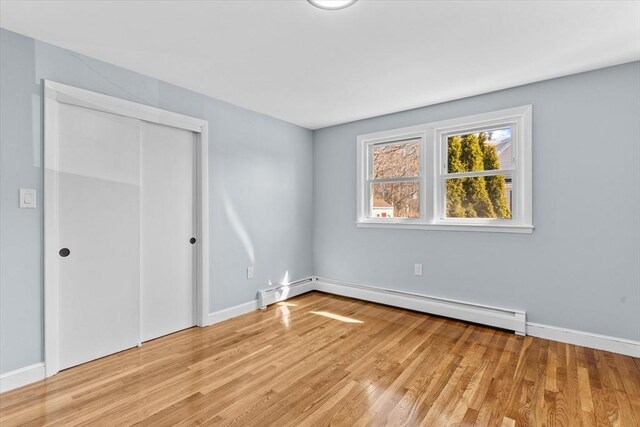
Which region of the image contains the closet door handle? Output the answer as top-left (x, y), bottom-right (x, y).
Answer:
top-left (189, 237), bottom-right (196, 244)
top-left (59, 248), bottom-right (71, 257)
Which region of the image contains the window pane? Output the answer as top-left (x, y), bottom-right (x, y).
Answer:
top-left (445, 174), bottom-right (512, 219)
top-left (447, 128), bottom-right (512, 173)
top-left (371, 181), bottom-right (419, 218)
top-left (373, 139), bottom-right (420, 179)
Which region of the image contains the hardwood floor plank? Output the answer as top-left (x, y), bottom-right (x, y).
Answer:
top-left (1, 291), bottom-right (638, 426)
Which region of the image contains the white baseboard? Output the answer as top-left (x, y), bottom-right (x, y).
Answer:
top-left (526, 322), bottom-right (640, 358)
top-left (208, 299), bottom-right (260, 325)
top-left (314, 278), bottom-right (526, 335)
top-left (0, 363), bottom-right (45, 393)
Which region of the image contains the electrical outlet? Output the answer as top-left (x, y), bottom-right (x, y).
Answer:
top-left (247, 266), bottom-right (254, 279)
top-left (414, 263), bottom-right (423, 276)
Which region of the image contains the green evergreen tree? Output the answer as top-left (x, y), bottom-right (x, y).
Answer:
top-left (459, 133), bottom-right (494, 217)
top-left (446, 136), bottom-right (466, 217)
top-left (445, 132), bottom-right (510, 218)
top-left (482, 136), bottom-right (511, 218)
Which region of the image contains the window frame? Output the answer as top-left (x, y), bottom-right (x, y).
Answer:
top-left (356, 105), bottom-right (533, 233)
top-left (357, 128), bottom-right (429, 225)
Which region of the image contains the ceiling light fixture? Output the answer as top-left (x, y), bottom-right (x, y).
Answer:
top-left (307, 0), bottom-right (358, 10)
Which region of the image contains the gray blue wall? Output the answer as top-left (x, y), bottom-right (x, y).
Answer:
top-left (313, 61), bottom-right (640, 342)
top-left (0, 28), bottom-right (314, 374)
top-left (2, 26), bottom-right (639, 376)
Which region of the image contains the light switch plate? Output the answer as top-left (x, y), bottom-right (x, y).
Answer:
top-left (247, 266), bottom-right (255, 279)
top-left (20, 189), bottom-right (36, 208)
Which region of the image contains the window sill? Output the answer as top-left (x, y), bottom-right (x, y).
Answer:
top-left (356, 221), bottom-right (534, 234)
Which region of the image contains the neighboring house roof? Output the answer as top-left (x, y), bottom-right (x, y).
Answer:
top-left (493, 139), bottom-right (512, 170)
top-left (373, 198), bottom-right (392, 208)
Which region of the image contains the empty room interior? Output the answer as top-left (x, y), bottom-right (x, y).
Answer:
top-left (1, 0), bottom-right (640, 425)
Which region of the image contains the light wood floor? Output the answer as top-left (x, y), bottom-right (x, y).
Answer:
top-left (1, 292), bottom-right (639, 426)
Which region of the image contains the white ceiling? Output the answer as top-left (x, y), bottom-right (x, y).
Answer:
top-left (1, 1), bottom-right (639, 129)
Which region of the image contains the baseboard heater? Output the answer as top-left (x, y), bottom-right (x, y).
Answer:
top-left (258, 277), bottom-right (526, 335)
top-left (315, 278), bottom-right (526, 335)
top-left (258, 277), bottom-right (316, 309)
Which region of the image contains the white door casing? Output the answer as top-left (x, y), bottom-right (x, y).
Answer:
top-left (44, 81), bottom-right (210, 376)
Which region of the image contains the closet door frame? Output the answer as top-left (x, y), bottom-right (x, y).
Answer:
top-left (44, 80), bottom-right (210, 377)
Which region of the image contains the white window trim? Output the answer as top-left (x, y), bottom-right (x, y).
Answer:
top-left (357, 129), bottom-right (428, 225)
top-left (356, 105), bottom-right (533, 233)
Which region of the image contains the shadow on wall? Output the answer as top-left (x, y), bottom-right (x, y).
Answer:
top-left (221, 187), bottom-right (255, 265)
top-left (222, 186), bottom-right (292, 289)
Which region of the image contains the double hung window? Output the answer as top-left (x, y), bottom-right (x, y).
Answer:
top-left (356, 106), bottom-right (532, 233)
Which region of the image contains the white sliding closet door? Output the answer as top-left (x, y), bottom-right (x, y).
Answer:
top-left (140, 121), bottom-right (196, 342)
top-left (58, 104), bottom-right (141, 370)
